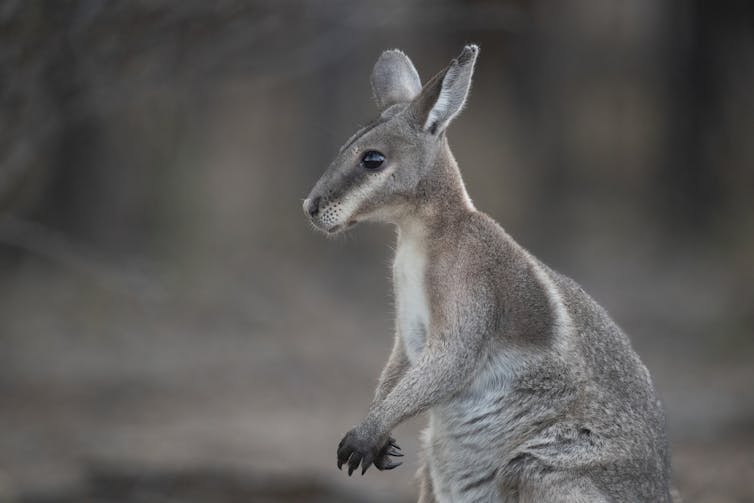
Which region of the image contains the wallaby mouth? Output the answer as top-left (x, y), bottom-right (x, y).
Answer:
top-left (303, 195), bottom-right (359, 234)
top-left (324, 219), bottom-right (358, 235)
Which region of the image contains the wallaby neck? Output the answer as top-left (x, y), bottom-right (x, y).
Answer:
top-left (395, 137), bottom-right (475, 236)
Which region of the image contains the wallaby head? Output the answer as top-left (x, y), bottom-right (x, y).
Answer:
top-left (303, 45), bottom-right (479, 234)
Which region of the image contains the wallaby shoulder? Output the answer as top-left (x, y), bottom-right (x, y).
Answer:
top-left (422, 209), bottom-right (570, 351)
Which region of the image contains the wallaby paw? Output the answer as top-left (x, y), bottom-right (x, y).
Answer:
top-left (337, 430), bottom-right (403, 476)
top-left (374, 436), bottom-right (403, 471)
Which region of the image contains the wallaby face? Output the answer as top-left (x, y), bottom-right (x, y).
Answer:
top-left (303, 47), bottom-right (478, 233)
top-left (303, 109), bottom-right (428, 233)
top-left (303, 45), bottom-right (673, 503)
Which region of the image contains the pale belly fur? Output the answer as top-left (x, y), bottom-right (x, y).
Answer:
top-left (393, 229), bottom-right (430, 364)
top-left (393, 231), bottom-right (521, 502)
top-left (425, 350), bottom-right (523, 503)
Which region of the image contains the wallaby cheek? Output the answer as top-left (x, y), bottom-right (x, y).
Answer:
top-left (353, 170), bottom-right (407, 221)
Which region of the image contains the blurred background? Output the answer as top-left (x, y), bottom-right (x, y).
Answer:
top-left (1, 0), bottom-right (753, 501)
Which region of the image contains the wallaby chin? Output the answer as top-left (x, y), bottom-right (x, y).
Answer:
top-left (304, 44), bottom-right (673, 502)
top-left (324, 220), bottom-right (359, 236)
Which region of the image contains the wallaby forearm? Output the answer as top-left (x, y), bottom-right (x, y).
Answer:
top-left (365, 338), bottom-right (482, 435)
top-left (372, 336), bottom-right (410, 405)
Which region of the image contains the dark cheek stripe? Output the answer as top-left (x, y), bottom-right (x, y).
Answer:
top-left (328, 168), bottom-right (368, 202)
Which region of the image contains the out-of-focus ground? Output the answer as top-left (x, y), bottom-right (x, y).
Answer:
top-left (1, 1), bottom-right (753, 502)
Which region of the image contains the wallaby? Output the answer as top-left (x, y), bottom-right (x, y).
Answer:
top-left (303, 45), bottom-right (672, 503)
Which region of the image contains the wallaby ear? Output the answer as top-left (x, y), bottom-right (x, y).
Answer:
top-left (371, 49), bottom-right (422, 109)
top-left (410, 44), bottom-right (479, 134)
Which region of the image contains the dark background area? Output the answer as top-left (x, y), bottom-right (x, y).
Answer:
top-left (1, 1), bottom-right (753, 501)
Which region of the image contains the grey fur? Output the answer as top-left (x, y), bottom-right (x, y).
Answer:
top-left (372, 49), bottom-right (423, 109)
top-left (303, 44), bottom-right (673, 502)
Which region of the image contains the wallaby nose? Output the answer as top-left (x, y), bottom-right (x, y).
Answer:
top-left (304, 196), bottom-right (321, 217)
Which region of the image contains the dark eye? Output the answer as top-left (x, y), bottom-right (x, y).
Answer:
top-left (361, 150), bottom-right (385, 170)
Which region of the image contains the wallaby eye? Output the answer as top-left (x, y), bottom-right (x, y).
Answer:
top-left (361, 150), bottom-right (385, 171)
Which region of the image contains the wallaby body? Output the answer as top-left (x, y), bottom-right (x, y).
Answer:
top-left (303, 45), bottom-right (672, 502)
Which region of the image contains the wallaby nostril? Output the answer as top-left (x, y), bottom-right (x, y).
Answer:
top-left (307, 196), bottom-right (322, 217)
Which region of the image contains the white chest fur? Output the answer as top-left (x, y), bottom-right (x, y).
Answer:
top-left (393, 229), bottom-right (430, 364)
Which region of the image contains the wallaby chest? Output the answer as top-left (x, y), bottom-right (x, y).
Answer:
top-left (393, 230), bottom-right (430, 364)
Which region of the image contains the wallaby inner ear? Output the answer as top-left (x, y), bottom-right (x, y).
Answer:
top-left (371, 50), bottom-right (422, 109)
top-left (410, 44), bottom-right (479, 135)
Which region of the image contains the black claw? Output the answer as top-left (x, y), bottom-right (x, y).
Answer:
top-left (345, 452), bottom-right (353, 475)
top-left (383, 460), bottom-right (402, 470)
top-left (385, 447), bottom-right (403, 457)
top-left (375, 454), bottom-right (403, 471)
top-left (337, 447), bottom-right (348, 470)
top-left (347, 453), bottom-right (361, 476)
top-left (361, 454), bottom-right (374, 475)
